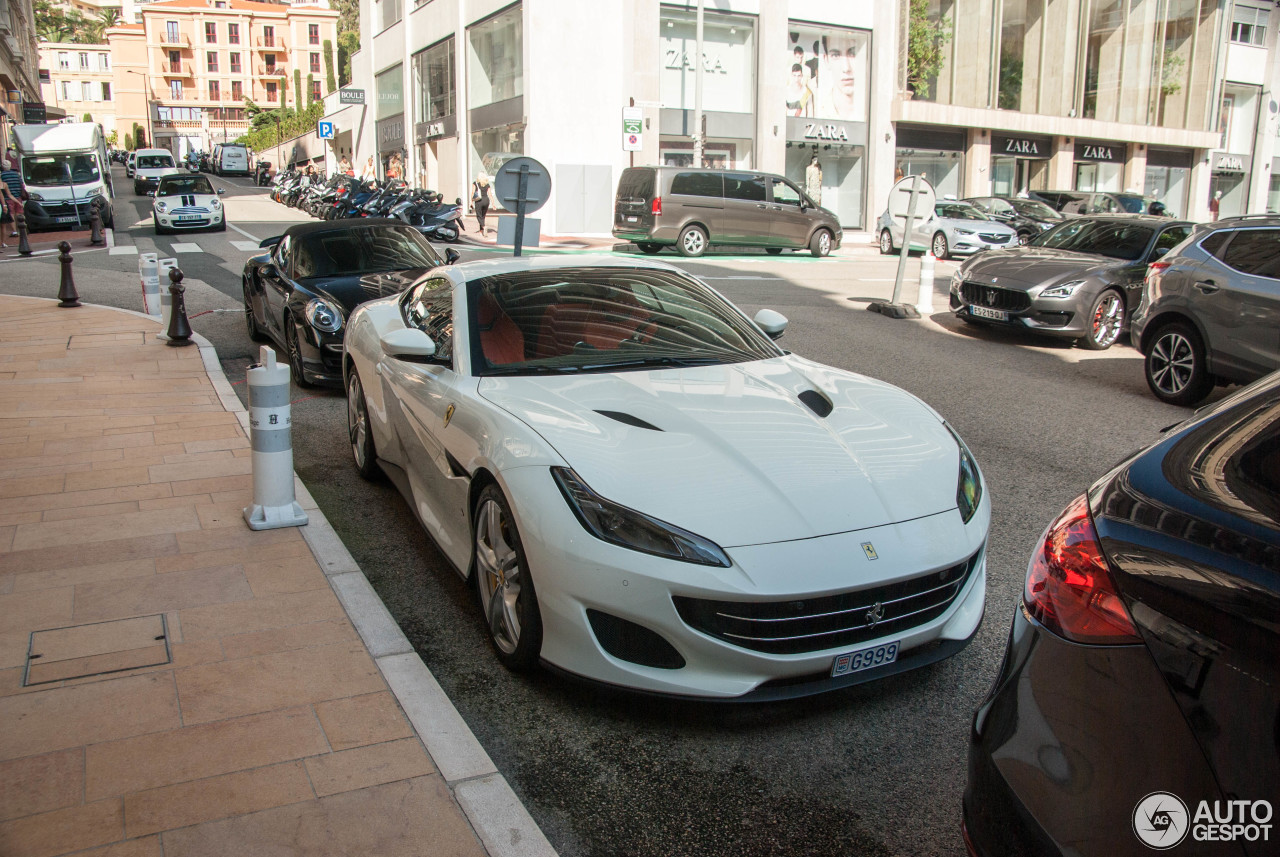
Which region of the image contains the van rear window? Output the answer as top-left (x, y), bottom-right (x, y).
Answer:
top-left (617, 169), bottom-right (654, 199)
top-left (671, 172), bottom-right (723, 198)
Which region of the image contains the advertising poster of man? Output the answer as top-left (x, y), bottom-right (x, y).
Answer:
top-left (786, 25), bottom-right (869, 121)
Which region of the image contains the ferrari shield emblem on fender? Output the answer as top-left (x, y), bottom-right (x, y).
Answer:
top-left (862, 542), bottom-right (878, 560)
top-left (443, 404), bottom-right (455, 428)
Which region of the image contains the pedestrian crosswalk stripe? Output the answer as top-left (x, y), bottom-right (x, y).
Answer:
top-left (171, 243), bottom-right (202, 253)
top-left (109, 246), bottom-right (139, 255)
top-left (230, 240), bottom-right (261, 251)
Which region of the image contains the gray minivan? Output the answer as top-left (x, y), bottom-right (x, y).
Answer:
top-left (613, 166), bottom-right (842, 257)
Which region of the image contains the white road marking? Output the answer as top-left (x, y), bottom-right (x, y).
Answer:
top-left (227, 221), bottom-right (262, 243)
top-left (109, 246), bottom-right (139, 255)
top-left (171, 242), bottom-right (202, 253)
top-left (230, 240), bottom-right (262, 252)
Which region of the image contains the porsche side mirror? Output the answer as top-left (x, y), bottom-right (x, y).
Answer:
top-left (380, 328), bottom-right (438, 361)
top-left (754, 309), bottom-right (788, 340)
top-left (260, 263), bottom-right (277, 278)
top-left (259, 235), bottom-right (283, 249)
top-left (445, 248), bottom-right (460, 265)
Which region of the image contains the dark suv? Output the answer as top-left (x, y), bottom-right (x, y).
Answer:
top-left (1131, 215), bottom-right (1280, 405)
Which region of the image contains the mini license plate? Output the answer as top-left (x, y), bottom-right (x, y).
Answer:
top-left (832, 640), bottom-right (899, 677)
top-left (969, 305), bottom-right (1008, 322)
top-left (176, 215), bottom-right (204, 222)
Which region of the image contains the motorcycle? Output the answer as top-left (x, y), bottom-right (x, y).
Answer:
top-left (395, 192), bottom-right (463, 242)
top-left (255, 161), bottom-right (272, 187)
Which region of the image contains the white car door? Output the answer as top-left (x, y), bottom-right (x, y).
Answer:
top-left (379, 278), bottom-right (473, 569)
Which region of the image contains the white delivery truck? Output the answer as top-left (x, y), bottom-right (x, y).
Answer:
top-left (12, 122), bottom-right (115, 229)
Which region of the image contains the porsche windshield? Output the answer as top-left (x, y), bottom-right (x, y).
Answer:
top-left (291, 225), bottom-right (444, 278)
top-left (467, 268), bottom-right (784, 376)
top-left (1030, 219), bottom-right (1155, 260)
top-left (23, 154), bottom-right (101, 187)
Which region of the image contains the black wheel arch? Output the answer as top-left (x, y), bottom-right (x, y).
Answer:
top-left (1138, 309), bottom-right (1211, 359)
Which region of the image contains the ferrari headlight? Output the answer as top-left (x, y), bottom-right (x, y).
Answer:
top-left (1041, 280), bottom-right (1084, 299)
top-left (552, 467), bottom-right (731, 567)
top-left (305, 298), bottom-right (343, 333)
top-left (155, 201), bottom-right (167, 212)
top-left (945, 424), bottom-right (983, 524)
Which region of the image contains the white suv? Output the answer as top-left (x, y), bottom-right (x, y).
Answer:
top-left (133, 148), bottom-right (181, 195)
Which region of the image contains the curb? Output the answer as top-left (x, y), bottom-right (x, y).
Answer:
top-left (47, 297), bottom-right (558, 857)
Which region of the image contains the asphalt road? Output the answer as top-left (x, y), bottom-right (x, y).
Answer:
top-left (46, 166), bottom-right (1221, 857)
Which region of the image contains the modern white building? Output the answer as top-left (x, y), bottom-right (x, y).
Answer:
top-left (335, 0), bottom-right (1280, 235)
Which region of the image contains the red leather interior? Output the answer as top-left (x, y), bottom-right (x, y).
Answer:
top-left (535, 299), bottom-right (654, 358)
top-left (476, 292), bottom-right (526, 365)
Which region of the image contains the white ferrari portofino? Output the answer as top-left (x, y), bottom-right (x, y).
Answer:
top-left (343, 255), bottom-right (989, 699)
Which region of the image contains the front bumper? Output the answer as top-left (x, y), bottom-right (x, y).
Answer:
top-left (964, 607), bottom-right (1235, 857)
top-left (947, 235), bottom-right (1018, 256)
top-left (289, 320), bottom-right (344, 386)
top-left (155, 207), bottom-right (223, 230)
top-left (502, 465), bottom-right (989, 699)
top-left (950, 281), bottom-right (1095, 339)
top-left (23, 199), bottom-right (107, 230)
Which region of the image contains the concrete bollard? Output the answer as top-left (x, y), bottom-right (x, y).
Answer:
top-left (139, 252), bottom-right (162, 318)
top-left (164, 267), bottom-right (194, 347)
top-left (916, 253), bottom-right (936, 316)
top-left (57, 242), bottom-right (81, 308)
top-left (243, 345), bottom-right (308, 531)
top-left (156, 258), bottom-right (177, 339)
top-left (16, 211), bottom-right (31, 257)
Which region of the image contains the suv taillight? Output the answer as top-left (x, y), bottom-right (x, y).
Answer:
top-left (1145, 260), bottom-right (1171, 289)
top-left (651, 196), bottom-right (662, 215)
top-left (1023, 494), bottom-right (1141, 644)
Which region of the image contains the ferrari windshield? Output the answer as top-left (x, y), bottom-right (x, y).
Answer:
top-left (291, 225), bottom-right (444, 278)
top-left (467, 267), bottom-right (784, 376)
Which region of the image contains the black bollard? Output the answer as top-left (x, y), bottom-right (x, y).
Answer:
top-left (16, 211), bottom-right (31, 257)
top-left (165, 267), bottom-right (194, 347)
top-left (88, 200), bottom-right (105, 246)
top-left (56, 242), bottom-right (81, 308)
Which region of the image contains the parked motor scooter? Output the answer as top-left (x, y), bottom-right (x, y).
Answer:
top-left (398, 193), bottom-right (464, 242)
top-left (255, 161), bottom-right (272, 187)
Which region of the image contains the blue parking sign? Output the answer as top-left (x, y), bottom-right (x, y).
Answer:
top-left (318, 121), bottom-right (335, 140)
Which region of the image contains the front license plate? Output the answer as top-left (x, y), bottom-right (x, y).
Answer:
top-left (832, 640), bottom-right (899, 677)
top-left (55, 216), bottom-right (77, 224)
top-left (177, 215), bottom-right (203, 222)
top-left (969, 305), bottom-right (1008, 321)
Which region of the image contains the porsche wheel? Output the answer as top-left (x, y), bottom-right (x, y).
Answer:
top-left (242, 279), bottom-right (267, 342)
top-left (284, 316), bottom-right (314, 388)
top-left (473, 484), bottom-right (542, 670)
top-left (346, 369), bottom-right (381, 480)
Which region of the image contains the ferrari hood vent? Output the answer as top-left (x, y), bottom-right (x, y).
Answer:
top-left (594, 410), bottom-right (663, 431)
top-left (797, 389), bottom-right (833, 418)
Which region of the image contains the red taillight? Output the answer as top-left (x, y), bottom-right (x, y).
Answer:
top-left (651, 196), bottom-right (662, 215)
top-left (1023, 494), bottom-right (1140, 644)
top-left (1145, 260), bottom-right (1171, 288)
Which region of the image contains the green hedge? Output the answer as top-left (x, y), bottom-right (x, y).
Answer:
top-left (239, 102), bottom-right (326, 153)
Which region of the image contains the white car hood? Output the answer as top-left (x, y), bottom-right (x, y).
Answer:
top-left (479, 357), bottom-right (960, 548)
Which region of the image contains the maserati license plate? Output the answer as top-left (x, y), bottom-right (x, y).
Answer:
top-left (970, 305), bottom-right (1008, 321)
top-left (832, 640), bottom-right (899, 677)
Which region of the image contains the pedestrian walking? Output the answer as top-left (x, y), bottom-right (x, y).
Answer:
top-left (472, 172), bottom-right (492, 234)
top-left (1209, 190), bottom-right (1221, 221)
top-left (1, 158), bottom-right (22, 240)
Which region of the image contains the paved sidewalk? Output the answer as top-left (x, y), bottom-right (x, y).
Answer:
top-left (0, 296), bottom-right (554, 857)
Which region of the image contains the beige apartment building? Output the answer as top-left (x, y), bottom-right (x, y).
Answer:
top-left (39, 43), bottom-right (119, 138)
top-left (103, 0), bottom-right (339, 155)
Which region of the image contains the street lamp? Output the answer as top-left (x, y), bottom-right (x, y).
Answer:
top-left (123, 69), bottom-right (154, 149)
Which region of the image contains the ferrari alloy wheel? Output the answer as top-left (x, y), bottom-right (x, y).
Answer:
top-left (284, 316), bottom-right (314, 388)
top-left (1145, 321), bottom-right (1213, 406)
top-left (1081, 289), bottom-right (1124, 351)
top-left (473, 484), bottom-right (542, 670)
top-left (346, 370), bottom-right (380, 480)
top-left (243, 279), bottom-right (266, 342)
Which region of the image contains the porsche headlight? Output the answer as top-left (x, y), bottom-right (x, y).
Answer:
top-left (305, 298), bottom-right (343, 333)
top-left (155, 201), bottom-right (167, 212)
top-left (1041, 280), bottom-right (1084, 299)
top-left (552, 467), bottom-right (731, 567)
top-left (945, 424), bottom-right (983, 524)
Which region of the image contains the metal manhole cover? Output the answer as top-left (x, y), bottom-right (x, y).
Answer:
top-left (24, 614), bottom-right (171, 686)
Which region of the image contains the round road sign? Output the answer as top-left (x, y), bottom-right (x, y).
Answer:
top-left (887, 175), bottom-right (936, 223)
top-left (494, 156), bottom-right (552, 214)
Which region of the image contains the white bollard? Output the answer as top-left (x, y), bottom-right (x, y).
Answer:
top-left (243, 346), bottom-right (309, 531)
top-left (916, 253), bottom-right (936, 315)
top-left (156, 258), bottom-right (178, 340)
top-left (139, 253), bottom-right (161, 318)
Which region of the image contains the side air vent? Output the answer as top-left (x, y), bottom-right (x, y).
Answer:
top-left (595, 410), bottom-right (663, 431)
top-left (797, 389), bottom-right (833, 418)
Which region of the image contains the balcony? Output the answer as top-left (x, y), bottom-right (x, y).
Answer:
top-left (158, 32), bottom-right (190, 48)
top-left (253, 36), bottom-right (286, 51)
top-left (161, 62), bottom-right (192, 78)
top-left (256, 64), bottom-right (288, 77)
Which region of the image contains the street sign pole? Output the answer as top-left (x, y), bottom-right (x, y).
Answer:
top-left (513, 164), bottom-right (529, 257)
top-left (890, 174), bottom-right (922, 305)
top-left (870, 174), bottom-right (935, 320)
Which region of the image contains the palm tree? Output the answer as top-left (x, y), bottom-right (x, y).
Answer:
top-left (83, 8), bottom-right (122, 43)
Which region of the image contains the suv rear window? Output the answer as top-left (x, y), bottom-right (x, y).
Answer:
top-left (616, 169), bottom-right (655, 199)
top-left (1221, 229), bottom-right (1280, 279)
top-left (670, 172), bottom-right (723, 198)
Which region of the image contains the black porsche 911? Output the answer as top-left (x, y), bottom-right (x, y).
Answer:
top-left (964, 372), bottom-right (1280, 857)
top-left (242, 218), bottom-right (457, 386)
